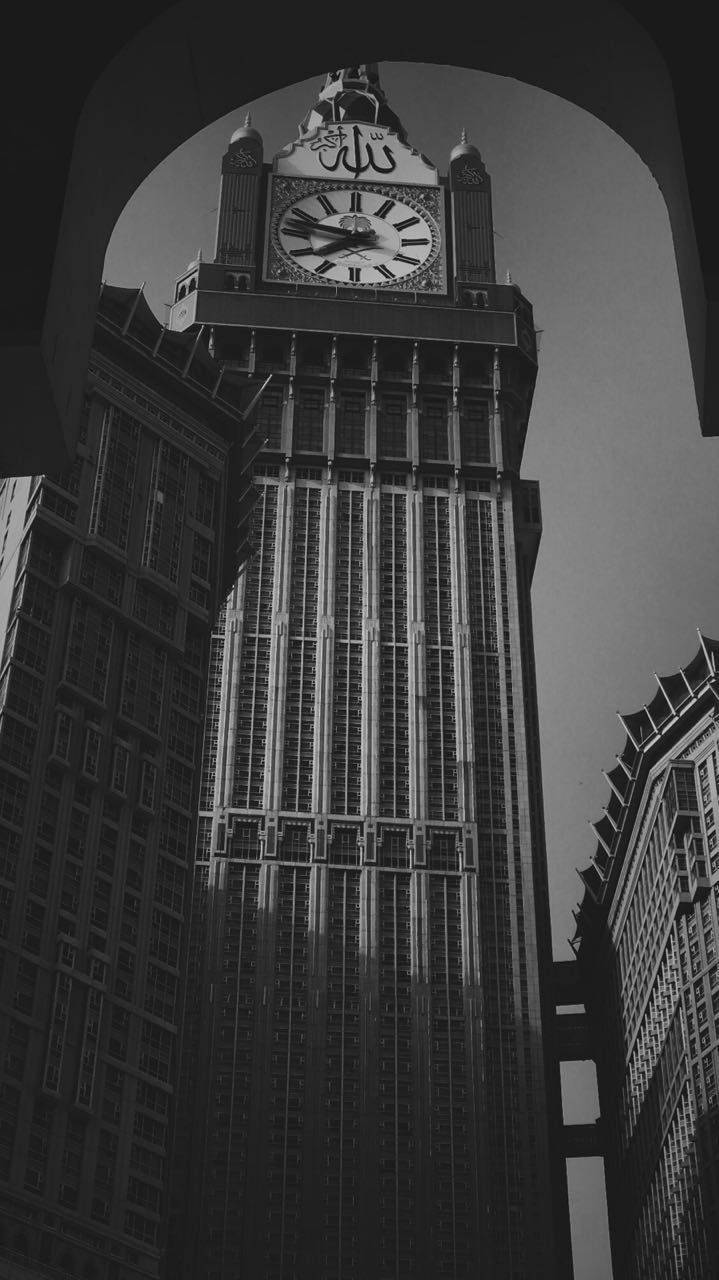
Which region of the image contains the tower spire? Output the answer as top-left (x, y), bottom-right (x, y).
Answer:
top-left (299, 64), bottom-right (408, 143)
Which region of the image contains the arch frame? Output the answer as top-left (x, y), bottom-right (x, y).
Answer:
top-left (1, 0), bottom-right (714, 475)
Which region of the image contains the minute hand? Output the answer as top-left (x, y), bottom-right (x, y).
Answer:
top-left (284, 220), bottom-right (372, 239)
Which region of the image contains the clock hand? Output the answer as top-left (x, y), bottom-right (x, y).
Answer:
top-left (319, 235), bottom-right (377, 256)
top-left (285, 220), bottom-right (377, 241)
top-left (338, 247), bottom-right (373, 262)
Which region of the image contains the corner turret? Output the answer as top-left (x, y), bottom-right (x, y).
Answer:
top-left (213, 113), bottom-right (264, 289)
top-left (449, 128), bottom-right (496, 294)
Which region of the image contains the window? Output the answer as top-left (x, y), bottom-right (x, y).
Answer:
top-left (294, 389), bottom-right (325, 453)
top-left (82, 727), bottom-right (101, 779)
top-left (89, 406), bottom-right (139, 550)
top-left (141, 439), bottom-right (188, 583)
top-left (420, 396), bottom-right (450, 460)
top-left (191, 534), bottom-right (212, 583)
top-left (121, 635), bottom-right (166, 734)
top-left (194, 473), bottom-right (216, 527)
top-left (460, 398), bottom-right (491, 464)
top-left (111, 743), bottom-right (130, 796)
top-left (64, 601), bottom-right (113, 702)
top-left (139, 761), bottom-right (157, 812)
top-left (80, 548), bottom-right (124, 607)
top-left (52, 711), bottom-right (73, 763)
top-left (255, 386), bottom-right (284, 450)
top-left (377, 394), bottom-right (407, 458)
top-left (335, 391), bottom-right (366, 455)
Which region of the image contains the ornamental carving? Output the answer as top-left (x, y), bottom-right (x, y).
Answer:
top-left (456, 164), bottom-right (484, 185)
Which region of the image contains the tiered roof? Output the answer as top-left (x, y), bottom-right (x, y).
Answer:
top-left (94, 283), bottom-right (267, 599)
top-left (572, 633), bottom-right (719, 951)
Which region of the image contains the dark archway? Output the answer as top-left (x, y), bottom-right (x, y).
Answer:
top-left (2, 1), bottom-right (714, 475)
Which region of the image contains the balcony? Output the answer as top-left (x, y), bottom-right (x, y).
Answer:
top-left (169, 269), bottom-right (526, 351)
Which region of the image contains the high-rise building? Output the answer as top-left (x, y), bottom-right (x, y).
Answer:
top-left (168, 67), bottom-right (572, 1278)
top-left (0, 285), bottom-right (260, 1280)
top-left (576, 635), bottom-right (719, 1279)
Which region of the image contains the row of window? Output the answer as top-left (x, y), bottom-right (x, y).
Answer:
top-left (255, 387), bottom-right (492, 461)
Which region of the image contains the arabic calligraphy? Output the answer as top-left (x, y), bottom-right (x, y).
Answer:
top-left (310, 124), bottom-right (397, 177)
top-left (309, 125), bottom-right (347, 153)
top-left (457, 164), bottom-right (484, 186)
top-left (227, 148), bottom-right (258, 170)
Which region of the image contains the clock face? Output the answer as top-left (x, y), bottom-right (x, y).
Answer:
top-left (269, 184), bottom-right (443, 290)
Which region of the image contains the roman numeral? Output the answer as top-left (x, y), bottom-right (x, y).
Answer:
top-left (401, 237), bottom-right (430, 246)
top-left (393, 216), bottom-right (421, 231)
top-left (317, 194), bottom-right (338, 216)
top-left (348, 267), bottom-right (362, 283)
top-left (376, 263), bottom-right (396, 280)
top-left (375, 198), bottom-right (396, 218)
top-left (395, 253), bottom-right (421, 265)
top-left (350, 192), bottom-right (363, 212)
top-left (314, 260), bottom-right (335, 276)
top-left (291, 207), bottom-right (319, 224)
top-left (289, 248), bottom-right (316, 257)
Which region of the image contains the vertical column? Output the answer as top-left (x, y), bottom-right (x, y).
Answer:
top-left (359, 866), bottom-right (380, 1275)
top-left (407, 483), bottom-right (426, 821)
top-left (492, 348), bottom-right (503, 472)
top-left (500, 476), bottom-right (555, 1268)
top-left (218, 575), bottom-right (245, 811)
top-left (410, 342), bottom-right (420, 469)
top-left (364, 478), bottom-right (381, 817)
top-left (460, 871), bottom-right (487, 1261)
top-left (328, 336), bottom-right (337, 460)
top-left (368, 339), bottom-right (378, 463)
top-left (450, 481), bottom-right (476, 825)
top-left (313, 474), bottom-right (336, 815)
top-left (451, 345), bottom-right (461, 465)
top-left (265, 471), bottom-right (293, 814)
top-left (412, 872), bottom-right (432, 1276)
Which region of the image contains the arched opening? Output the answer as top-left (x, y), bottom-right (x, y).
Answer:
top-left (100, 61), bottom-right (716, 1277)
top-left (2, 4), bottom-right (714, 480)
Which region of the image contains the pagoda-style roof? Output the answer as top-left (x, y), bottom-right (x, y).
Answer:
top-left (94, 283), bottom-right (267, 603)
top-left (96, 283), bottom-right (253, 423)
top-left (571, 634), bottom-right (719, 953)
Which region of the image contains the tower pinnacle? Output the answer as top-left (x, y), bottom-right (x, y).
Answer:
top-left (450, 126), bottom-right (483, 165)
top-left (299, 64), bottom-right (408, 143)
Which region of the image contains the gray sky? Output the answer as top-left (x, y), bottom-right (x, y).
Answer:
top-left (105, 61), bottom-right (716, 1278)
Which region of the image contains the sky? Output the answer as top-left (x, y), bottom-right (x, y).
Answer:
top-left (104, 61), bottom-right (717, 1278)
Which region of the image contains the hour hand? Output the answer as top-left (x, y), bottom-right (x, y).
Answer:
top-left (320, 235), bottom-right (376, 256)
top-left (284, 220), bottom-right (354, 240)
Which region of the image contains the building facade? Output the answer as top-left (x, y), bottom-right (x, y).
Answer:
top-left (168, 67), bottom-right (572, 1278)
top-left (0, 286), bottom-right (259, 1280)
top-left (576, 636), bottom-right (719, 1279)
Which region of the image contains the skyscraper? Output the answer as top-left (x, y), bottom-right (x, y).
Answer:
top-left (576, 636), bottom-right (719, 1279)
top-left (0, 285), bottom-right (259, 1280)
top-left (168, 67), bottom-right (572, 1278)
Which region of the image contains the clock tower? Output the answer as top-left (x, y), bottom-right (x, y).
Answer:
top-left (168, 66), bottom-right (572, 1279)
